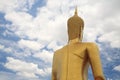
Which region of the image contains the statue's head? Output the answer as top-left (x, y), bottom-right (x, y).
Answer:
top-left (67, 7), bottom-right (84, 42)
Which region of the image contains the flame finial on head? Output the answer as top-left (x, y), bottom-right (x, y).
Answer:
top-left (74, 6), bottom-right (78, 15)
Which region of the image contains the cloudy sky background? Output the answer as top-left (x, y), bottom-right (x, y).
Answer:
top-left (0, 0), bottom-right (120, 80)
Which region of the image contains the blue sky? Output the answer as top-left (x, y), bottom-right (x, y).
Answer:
top-left (0, 0), bottom-right (120, 80)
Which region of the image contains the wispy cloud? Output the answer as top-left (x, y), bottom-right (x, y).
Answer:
top-left (113, 65), bottom-right (120, 72)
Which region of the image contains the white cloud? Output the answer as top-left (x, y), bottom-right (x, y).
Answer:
top-left (0, 44), bottom-right (12, 53)
top-left (4, 0), bottom-right (69, 42)
top-left (98, 31), bottom-right (120, 48)
top-left (47, 40), bottom-right (63, 51)
top-left (106, 78), bottom-right (113, 80)
top-left (3, 0), bottom-right (120, 49)
top-left (4, 48), bottom-right (12, 53)
top-left (18, 39), bottom-right (44, 51)
top-left (0, 71), bottom-right (41, 80)
top-left (33, 50), bottom-right (53, 63)
top-left (0, 0), bottom-right (35, 13)
top-left (4, 57), bottom-right (51, 78)
top-left (0, 44), bottom-right (4, 49)
top-left (106, 57), bottom-right (112, 62)
top-left (113, 65), bottom-right (120, 72)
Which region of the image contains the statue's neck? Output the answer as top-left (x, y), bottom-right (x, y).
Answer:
top-left (69, 38), bottom-right (81, 44)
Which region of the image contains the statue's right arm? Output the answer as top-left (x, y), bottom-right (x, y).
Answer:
top-left (51, 53), bottom-right (57, 80)
top-left (87, 43), bottom-right (105, 80)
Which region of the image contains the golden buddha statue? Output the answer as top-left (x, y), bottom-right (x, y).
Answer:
top-left (51, 7), bottom-right (105, 80)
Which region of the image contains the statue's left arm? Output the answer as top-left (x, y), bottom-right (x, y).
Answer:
top-left (87, 43), bottom-right (105, 80)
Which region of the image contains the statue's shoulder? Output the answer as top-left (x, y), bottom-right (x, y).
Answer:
top-left (54, 49), bottom-right (60, 55)
top-left (80, 42), bottom-right (98, 48)
top-left (82, 42), bottom-right (98, 49)
top-left (84, 42), bottom-right (97, 45)
top-left (54, 45), bottom-right (67, 55)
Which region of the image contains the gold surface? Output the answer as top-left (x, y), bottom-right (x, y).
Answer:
top-left (52, 8), bottom-right (105, 80)
top-left (67, 7), bottom-right (84, 41)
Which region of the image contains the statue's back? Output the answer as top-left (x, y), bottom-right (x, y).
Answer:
top-left (52, 42), bottom-right (105, 80)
